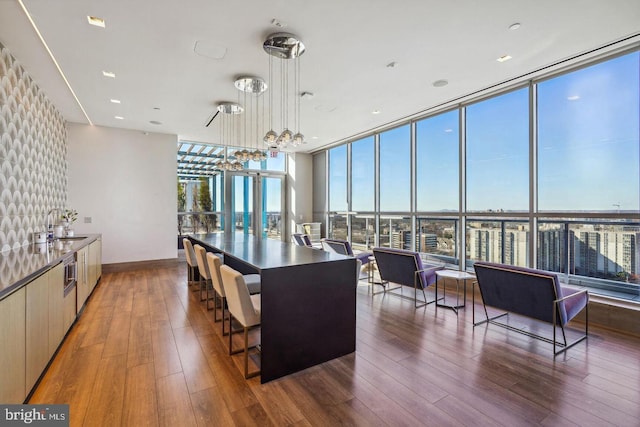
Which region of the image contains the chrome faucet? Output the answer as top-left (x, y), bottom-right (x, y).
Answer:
top-left (46, 208), bottom-right (62, 240)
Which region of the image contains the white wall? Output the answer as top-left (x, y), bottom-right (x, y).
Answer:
top-left (66, 123), bottom-right (177, 264)
top-left (287, 152), bottom-right (313, 237)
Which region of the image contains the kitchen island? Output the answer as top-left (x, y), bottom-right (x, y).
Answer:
top-left (190, 233), bottom-right (357, 383)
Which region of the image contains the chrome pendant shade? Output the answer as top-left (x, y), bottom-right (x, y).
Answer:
top-left (262, 32), bottom-right (306, 59)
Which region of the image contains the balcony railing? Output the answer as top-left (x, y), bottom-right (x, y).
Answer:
top-left (178, 212), bottom-right (223, 235)
top-left (327, 213), bottom-right (640, 301)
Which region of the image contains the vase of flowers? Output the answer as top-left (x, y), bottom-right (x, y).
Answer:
top-left (61, 208), bottom-right (78, 237)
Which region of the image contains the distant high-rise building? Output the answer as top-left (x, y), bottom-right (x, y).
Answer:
top-left (391, 231), bottom-right (412, 250)
top-left (468, 228), bottom-right (528, 265)
top-left (538, 229), bottom-right (565, 271)
top-left (418, 233), bottom-right (437, 253)
top-left (574, 229), bottom-right (639, 279)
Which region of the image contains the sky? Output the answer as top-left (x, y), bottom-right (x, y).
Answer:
top-left (328, 51), bottom-right (639, 213)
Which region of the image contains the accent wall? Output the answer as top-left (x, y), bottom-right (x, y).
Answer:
top-left (0, 42), bottom-right (67, 252)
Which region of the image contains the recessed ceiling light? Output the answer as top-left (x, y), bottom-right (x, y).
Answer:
top-left (497, 55), bottom-right (512, 63)
top-left (312, 136), bottom-right (319, 140)
top-left (433, 79), bottom-right (448, 87)
top-left (149, 120), bottom-right (162, 125)
top-left (509, 23), bottom-right (521, 30)
top-left (87, 16), bottom-right (105, 28)
top-left (372, 110), bottom-right (381, 115)
top-left (567, 95), bottom-right (580, 101)
top-left (102, 71), bottom-right (116, 78)
top-left (110, 99), bottom-right (121, 104)
top-left (114, 116), bottom-right (124, 120)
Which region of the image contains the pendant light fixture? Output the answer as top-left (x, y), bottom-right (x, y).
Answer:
top-left (215, 102), bottom-right (243, 171)
top-left (234, 76), bottom-right (268, 162)
top-left (262, 32), bottom-right (305, 149)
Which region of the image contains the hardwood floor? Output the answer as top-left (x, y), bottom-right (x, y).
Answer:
top-left (30, 262), bottom-right (640, 426)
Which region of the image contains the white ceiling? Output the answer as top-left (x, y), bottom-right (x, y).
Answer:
top-left (1, 0), bottom-right (639, 153)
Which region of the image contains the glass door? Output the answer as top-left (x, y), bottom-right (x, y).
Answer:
top-left (262, 176), bottom-right (284, 240)
top-left (226, 171), bottom-right (286, 240)
top-left (230, 174), bottom-right (254, 235)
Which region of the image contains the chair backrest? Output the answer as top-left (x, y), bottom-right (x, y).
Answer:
top-left (473, 261), bottom-right (564, 324)
top-left (292, 233), bottom-right (312, 247)
top-left (372, 247), bottom-right (441, 289)
top-left (183, 238), bottom-right (197, 267)
top-left (193, 244), bottom-right (211, 280)
top-left (220, 265), bottom-right (260, 327)
top-left (206, 252), bottom-right (225, 297)
top-left (321, 238), bottom-right (353, 256)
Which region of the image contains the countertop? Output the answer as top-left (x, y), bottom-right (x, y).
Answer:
top-left (189, 232), bottom-right (350, 270)
top-left (0, 234), bottom-right (101, 300)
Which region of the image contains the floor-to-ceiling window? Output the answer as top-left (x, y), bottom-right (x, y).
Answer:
top-left (314, 49), bottom-right (640, 302)
top-left (379, 125), bottom-right (411, 212)
top-left (328, 144), bottom-right (348, 239)
top-left (350, 136), bottom-right (375, 249)
top-left (537, 53), bottom-right (639, 213)
top-left (416, 110), bottom-right (459, 212)
top-left (534, 52), bottom-right (640, 292)
top-left (466, 88), bottom-right (530, 213)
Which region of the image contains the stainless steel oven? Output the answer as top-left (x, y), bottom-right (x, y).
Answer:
top-left (63, 253), bottom-right (77, 296)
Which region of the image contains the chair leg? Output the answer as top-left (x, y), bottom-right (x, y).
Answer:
top-left (206, 281), bottom-right (214, 311)
top-left (243, 327), bottom-right (260, 379)
top-left (244, 327), bottom-right (250, 378)
top-left (200, 278), bottom-right (206, 301)
top-left (244, 326), bottom-right (261, 380)
top-left (213, 293), bottom-right (221, 322)
top-left (228, 314), bottom-right (243, 356)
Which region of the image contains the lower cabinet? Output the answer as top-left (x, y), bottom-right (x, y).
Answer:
top-left (0, 287), bottom-right (26, 404)
top-left (76, 246), bottom-right (89, 313)
top-left (1, 238), bottom-right (101, 403)
top-left (48, 263), bottom-right (64, 357)
top-left (26, 272), bottom-right (50, 392)
top-left (88, 238), bottom-right (102, 292)
top-left (63, 286), bottom-right (77, 333)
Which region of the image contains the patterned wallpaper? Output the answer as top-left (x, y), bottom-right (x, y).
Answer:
top-left (0, 42), bottom-right (67, 252)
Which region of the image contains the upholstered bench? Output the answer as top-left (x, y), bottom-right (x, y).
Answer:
top-left (372, 247), bottom-right (444, 308)
top-left (473, 261), bottom-right (589, 355)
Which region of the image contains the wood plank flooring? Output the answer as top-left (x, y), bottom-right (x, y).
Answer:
top-left (30, 261), bottom-right (640, 426)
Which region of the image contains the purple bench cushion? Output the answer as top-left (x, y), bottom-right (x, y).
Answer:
top-left (373, 247), bottom-right (443, 290)
top-left (473, 261), bottom-right (588, 326)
